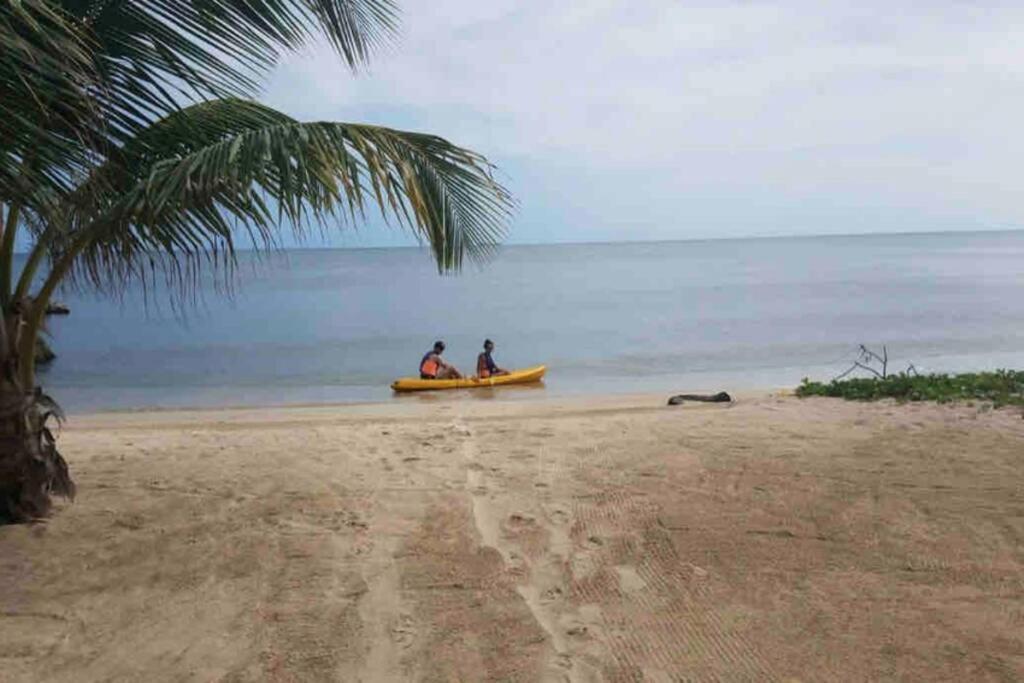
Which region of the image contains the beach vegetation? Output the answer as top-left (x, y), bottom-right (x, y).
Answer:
top-left (796, 370), bottom-right (1024, 409)
top-left (0, 0), bottom-right (512, 522)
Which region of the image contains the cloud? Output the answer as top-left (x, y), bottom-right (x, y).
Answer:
top-left (263, 1), bottom-right (1024, 243)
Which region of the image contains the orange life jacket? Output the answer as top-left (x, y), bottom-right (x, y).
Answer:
top-left (420, 352), bottom-right (439, 377)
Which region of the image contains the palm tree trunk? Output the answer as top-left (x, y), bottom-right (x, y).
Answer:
top-left (14, 233), bottom-right (52, 304)
top-left (0, 270), bottom-right (75, 523)
top-left (0, 382), bottom-right (74, 522)
top-left (0, 203), bottom-right (21, 308)
top-left (0, 226), bottom-right (90, 522)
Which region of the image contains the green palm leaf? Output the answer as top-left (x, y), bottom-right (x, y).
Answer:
top-left (1, 1), bottom-right (103, 205)
top-left (59, 0), bottom-right (398, 137)
top-left (46, 100), bottom-right (511, 299)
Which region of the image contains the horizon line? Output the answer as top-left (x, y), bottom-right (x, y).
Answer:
top-left (250, 225), bottom-right (1024, 253)
top-left (13, 226), bottom-right (1023, 256)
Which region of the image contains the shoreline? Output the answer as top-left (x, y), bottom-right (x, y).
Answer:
top-left (52, 373), bottom-right (796, 416)
top-left (51, 352), bottom-right (1024, 417)
top-left (64, 387), bottom-right (793, 425)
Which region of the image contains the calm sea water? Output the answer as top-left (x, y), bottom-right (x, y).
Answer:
top-left (35, 231), bottom-right (1024, 412)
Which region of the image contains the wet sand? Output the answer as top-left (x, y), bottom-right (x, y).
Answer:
top-left (2, 393), bottom-right (1023, 681)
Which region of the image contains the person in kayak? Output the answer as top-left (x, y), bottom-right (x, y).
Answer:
top-left (420, 340), bottom-right (462, 380)
top-left (476, 339), bottom-right (509, 379)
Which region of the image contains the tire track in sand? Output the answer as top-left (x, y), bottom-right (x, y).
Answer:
top-left (571, 491), bottom-right (778, 681)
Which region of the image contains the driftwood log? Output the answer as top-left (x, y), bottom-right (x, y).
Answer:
top-left (667, 392), bottom-right (732, 406)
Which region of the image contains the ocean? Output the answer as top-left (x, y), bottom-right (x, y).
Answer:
top-left (36, 230), bottom-right (1024, 412)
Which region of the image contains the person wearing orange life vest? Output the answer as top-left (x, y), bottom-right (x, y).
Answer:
top-left (419, 340), bottom-right (462, 380)
top-left (476, 339), bottom-right (509, 379)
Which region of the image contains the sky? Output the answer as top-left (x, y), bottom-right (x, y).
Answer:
top-left (262, 0), bottom-right (1024, 247)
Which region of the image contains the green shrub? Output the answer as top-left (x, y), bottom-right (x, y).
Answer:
top-left (796, 370), bottom-right (1024, 408)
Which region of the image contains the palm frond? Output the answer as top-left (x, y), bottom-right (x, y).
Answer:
top-left (59, 0), bottom-right (399, 138)
top-left (53, 100), bottom-right (511, 298)
top-left (0, 0), bottom-right (104, 207)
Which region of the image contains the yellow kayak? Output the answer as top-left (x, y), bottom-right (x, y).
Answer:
top-left (391, 365), bottom-right (546, 392)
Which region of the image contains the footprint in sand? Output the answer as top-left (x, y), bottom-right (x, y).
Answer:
top-left (566, 623), bottom-right (589, 637)
top-left (507, 551), bottom-right (528, 573)
top-left (391, 613), bottom-right (417, 649)
top-left (554, 653), bottom-right (574, 670)
top-left (548, 508), bottom-right (571, 525)
top-left (508, 513), bottom-right (536, 526)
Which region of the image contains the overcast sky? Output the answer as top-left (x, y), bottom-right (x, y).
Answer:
top-left (264, 0), bottom-right (1024, 246)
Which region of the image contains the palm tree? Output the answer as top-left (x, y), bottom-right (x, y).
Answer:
top-left (0, 0), bottom-right (512, 522)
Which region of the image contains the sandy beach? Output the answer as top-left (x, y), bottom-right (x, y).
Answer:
top-left (2, 393), bottom-right (1023, 682)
